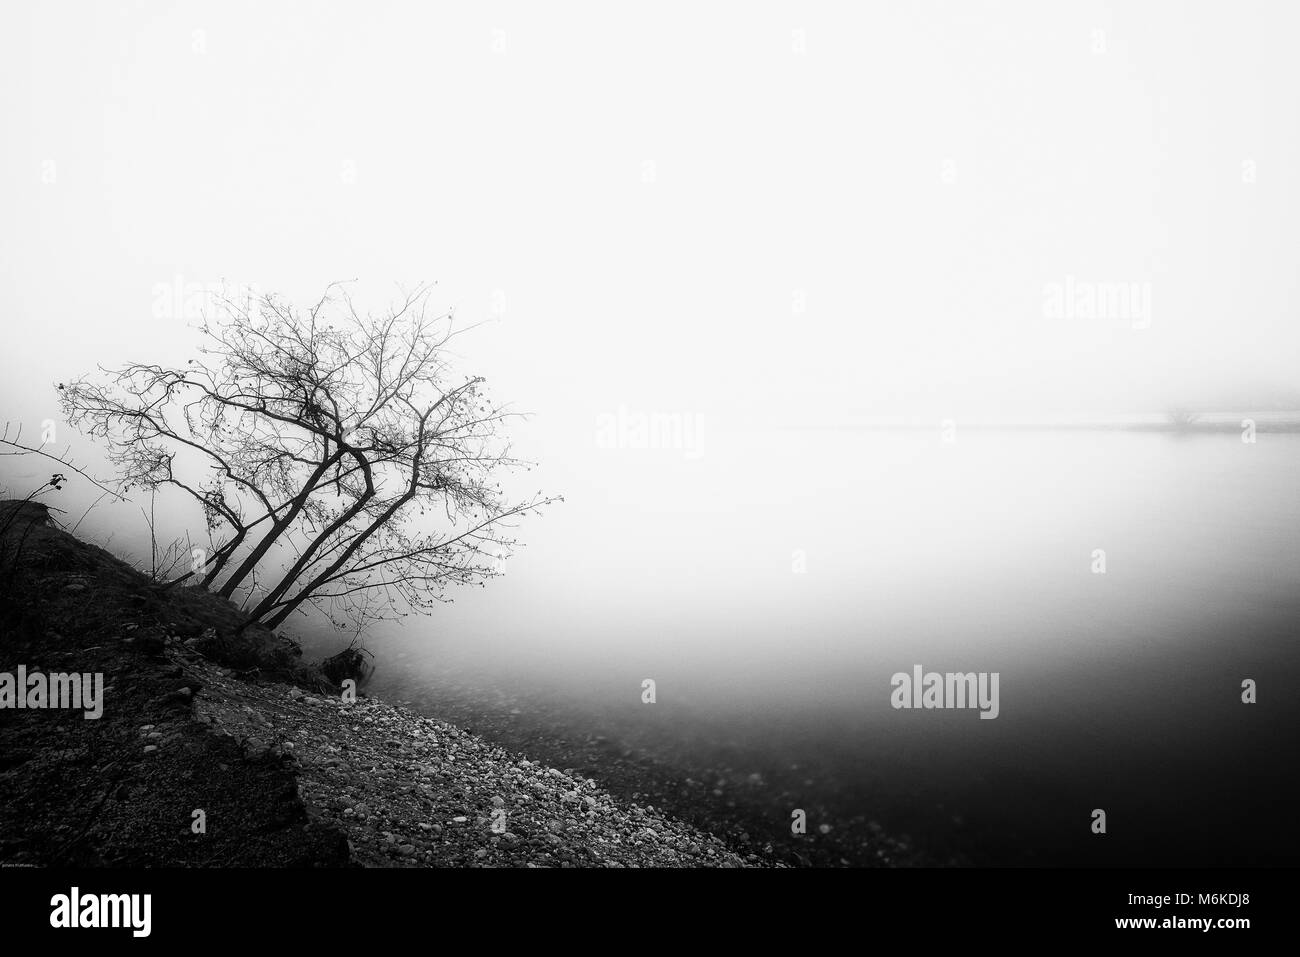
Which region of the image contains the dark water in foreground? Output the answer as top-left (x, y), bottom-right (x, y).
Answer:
top-left (304, 431), bottom-right (1300, 866)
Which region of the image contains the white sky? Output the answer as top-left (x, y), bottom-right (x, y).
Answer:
top-left (3, 1), bottom-right (1298, 433)
top-left (1, 3), bottom-right (1298, 660)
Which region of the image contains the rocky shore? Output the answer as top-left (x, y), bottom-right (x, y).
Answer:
top-left (195, 662), bottom-right (752, 867)
top-left (0, 501), bottom-right (757, 867)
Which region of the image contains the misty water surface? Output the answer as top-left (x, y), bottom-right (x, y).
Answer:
top-left (300, 428), bottom-right (1300, 865)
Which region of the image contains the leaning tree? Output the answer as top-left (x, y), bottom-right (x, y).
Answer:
top-left (60, 283), bottom-right (557, 630)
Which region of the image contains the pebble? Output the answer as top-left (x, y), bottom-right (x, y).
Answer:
top-left (175, 654), bottom-right (763, 870)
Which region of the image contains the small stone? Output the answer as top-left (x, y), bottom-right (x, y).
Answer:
top-left (143, 745), bottom-right (157, 753)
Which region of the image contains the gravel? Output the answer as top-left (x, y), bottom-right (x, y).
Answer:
top-left (190, 656), bottom-right (760, 868)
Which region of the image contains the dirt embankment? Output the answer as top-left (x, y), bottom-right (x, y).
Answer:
top-left (0, 501), bottom-right (757, 867)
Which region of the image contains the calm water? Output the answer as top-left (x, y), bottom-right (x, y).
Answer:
top-left (305, 430), bottom-right (1300, 865)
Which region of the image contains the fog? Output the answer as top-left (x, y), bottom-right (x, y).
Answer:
top-left (2, 2), bottom-right (1298, 864)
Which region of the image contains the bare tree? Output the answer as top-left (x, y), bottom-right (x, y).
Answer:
top-left (60, 283), bottom-right (558, 631)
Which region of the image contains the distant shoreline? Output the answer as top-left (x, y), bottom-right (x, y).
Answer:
top-left (759, 414), bottom-right (1300, 434)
